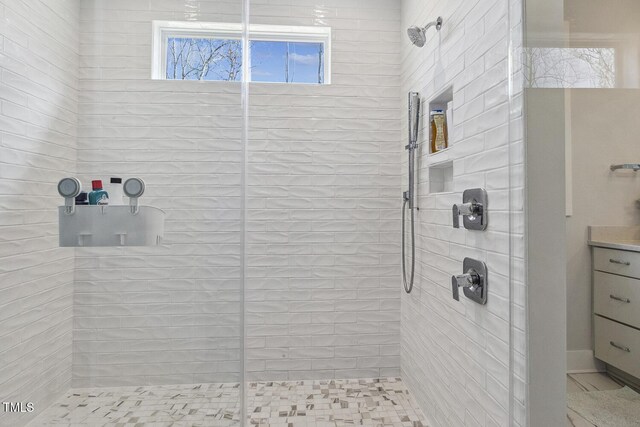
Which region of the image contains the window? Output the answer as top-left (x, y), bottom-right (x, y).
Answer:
top-left (525, 47), bottom-right (616, 88)
top-left (152, 21), bottom-right (331, 84)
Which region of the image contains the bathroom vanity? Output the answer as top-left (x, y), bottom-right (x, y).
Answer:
top-left (589, 226), bottom-right (640, 387)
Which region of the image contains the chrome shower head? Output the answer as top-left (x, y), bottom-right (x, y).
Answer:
top-left (407, 16), bottom-right (443, 47)
top-left (407, 26), bottom-right (426, 47)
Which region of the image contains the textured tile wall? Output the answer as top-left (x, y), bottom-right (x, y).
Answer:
top-left (0, 1), bottom-right (80, 426)
top-left (399, 0), bottom-right (517, 425)
top-left (74, 0), bottom-right (244, 387)
top-left (75, 0), bottom-right (402, 386)
top-left (244, 0), bottom-right (402, 380)
top-left (0, 1), bottom-right (529, 424)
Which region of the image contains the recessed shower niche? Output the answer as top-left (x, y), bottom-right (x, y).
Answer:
top-left (428, 160), bottom-right (454, 194)
top-left (426, 86), bottom-right (454, 194)
top-left (427, 86), bottom-right (454, 155)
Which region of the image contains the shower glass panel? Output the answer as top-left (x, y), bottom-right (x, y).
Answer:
top-left (39, 1), bottom-right (243, 425)
top-left (519, 0), bottom-right (640, 424)
top-left (244, 0), bottom-right (404, 419)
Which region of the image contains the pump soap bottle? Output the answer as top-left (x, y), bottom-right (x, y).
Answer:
top-left (88, 180), bottom-right (109, 205)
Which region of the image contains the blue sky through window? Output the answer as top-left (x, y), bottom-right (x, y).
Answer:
top-left (166, 38), bottom-right (324, 83)
top-left (251, 41), bottom-right (324, 84)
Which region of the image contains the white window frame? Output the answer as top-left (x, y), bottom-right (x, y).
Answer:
top-left (152, 21), bottom-right (332, 84)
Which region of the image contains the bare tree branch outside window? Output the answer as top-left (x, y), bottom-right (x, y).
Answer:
top-left (166, 38), bottom-right (242, 81)
top-left (524, 47), bottom-right (616, 88)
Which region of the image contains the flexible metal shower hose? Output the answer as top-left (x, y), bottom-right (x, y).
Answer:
top-left (402, 198), bottom-right (415, 293)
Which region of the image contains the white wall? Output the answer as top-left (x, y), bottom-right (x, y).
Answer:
top-left (400, 0), bottom-right (514, 425)
top-left (74, 0), bottom-right (244, 387)
top-left (245, 0), bottom-right (402, 380)
top-left (567, 90), bottom-right (640, 353)
top-left (525, 89), bottom-right (567, 427)
top-left (0, 0), bottom-right (79, 425)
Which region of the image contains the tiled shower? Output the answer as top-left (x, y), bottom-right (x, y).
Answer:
top-left (0, 0), bottom-right (526, 426)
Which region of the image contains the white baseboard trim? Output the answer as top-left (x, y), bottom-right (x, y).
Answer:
top-left (567, 350), bottom-right (605, 373)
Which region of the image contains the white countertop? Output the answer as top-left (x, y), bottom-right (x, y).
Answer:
top-left (588, 226), bottom-right (640, 253)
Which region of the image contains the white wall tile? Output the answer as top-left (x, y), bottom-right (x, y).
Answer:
top-left (0, 1), bottom-right (528, 423)
top-left (245, 0), bottom-right (402, 380)
top-left (0, 0), bottom-right (79, 425)
top-left (400, 0), bottom-right (516, 425)
top-left (74, 0), bottom-right (245, 387)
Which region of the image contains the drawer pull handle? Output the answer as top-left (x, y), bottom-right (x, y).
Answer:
top-left (609, 258), bottom-right (631, 266)
top-left (609, 294), bottom-right (631, 303)
top-left (609, 341), bottom-right (631, 352)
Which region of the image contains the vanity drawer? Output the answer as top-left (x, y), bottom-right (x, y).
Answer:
top-left (594, 271), bottom-right (640, 328)
top-left (594, 315), bottom-right (640, 379)
top-left (594, 248), bottom-right (640, 279)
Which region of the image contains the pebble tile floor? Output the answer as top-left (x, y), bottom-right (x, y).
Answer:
top-left (28, 378), bottom-right (427, 427)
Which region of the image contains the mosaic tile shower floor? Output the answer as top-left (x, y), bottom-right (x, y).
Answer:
top-left (29, 378), bottom-right (427, 427)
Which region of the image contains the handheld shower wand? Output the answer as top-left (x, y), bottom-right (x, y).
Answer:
top-left (402, 92), bottom-right (420, 293)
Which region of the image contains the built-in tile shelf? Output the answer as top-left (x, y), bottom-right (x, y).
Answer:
top-left (428, 160), bottom-right (453, 194)
top-left (426, 146), bottom-right (453, 164)
top-left (59, 205), bottom-right (165, 247)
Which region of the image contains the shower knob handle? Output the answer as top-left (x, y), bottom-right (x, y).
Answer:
top-left (451, 258), bottom-right (488, 304)
top-left (452, 202), bottom-right (481, 228)
top-left (451, 269), bottom-right (481, 301)
top-left (452, 188), bottom-right (488, 230)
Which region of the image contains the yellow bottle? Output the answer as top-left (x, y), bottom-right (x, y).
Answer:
top-left (430, 110), bottom-right (448, 153)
